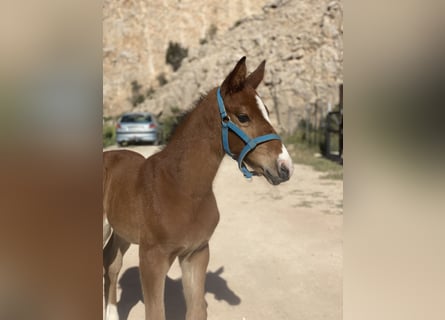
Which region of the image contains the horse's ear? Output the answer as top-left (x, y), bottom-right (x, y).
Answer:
top-left (245, 60), bottom-right (266, 89)
top-left (221, 56), bottom-right (247, 95)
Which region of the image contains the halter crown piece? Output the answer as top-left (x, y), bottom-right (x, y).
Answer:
top-left (216, 87), bottom-right (281, 179)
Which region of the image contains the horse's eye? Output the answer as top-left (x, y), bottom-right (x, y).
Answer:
top-left (237, 114), bottom-right (250, 123)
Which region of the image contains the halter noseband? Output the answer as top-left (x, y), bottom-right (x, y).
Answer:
top-left (216, 87), bottom-right (281, 179)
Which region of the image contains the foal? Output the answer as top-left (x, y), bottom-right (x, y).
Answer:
top-left (103, 57), bottom-right (294, 320)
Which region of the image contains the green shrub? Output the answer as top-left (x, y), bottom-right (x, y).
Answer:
top-left (200, 24), bottom-right (218, 45)
top-left (130, 80), bottom-right (145, 107)
top-left (284, 132), bottom-right (343, 180)
top-left (103, 124), bottom-right (116, 147)
top-left (146, 87), bottom-right (156, 98)
top-left (159, 106), bottom-right (184, 143)
top-left (157, 73), bottom-right (168, 86)
top-left (166, 42), bottom-right (188, 71)
top-left (233, 20), bottom-right (243, 28)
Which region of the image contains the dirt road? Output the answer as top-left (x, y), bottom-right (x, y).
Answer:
top-left (104, 145), bottom-right (342, 320)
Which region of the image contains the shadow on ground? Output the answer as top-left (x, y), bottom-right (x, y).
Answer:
top-left (116, 266), bottom-right (241, 320)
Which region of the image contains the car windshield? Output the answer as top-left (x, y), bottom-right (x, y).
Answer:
top-left (120, 114), bottom-right (152, 123)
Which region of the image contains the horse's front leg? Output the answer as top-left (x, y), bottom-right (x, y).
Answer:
top-left (179, 244), bottom-right (210, 320)
top-left (139, 245), bottom-right (173, 320)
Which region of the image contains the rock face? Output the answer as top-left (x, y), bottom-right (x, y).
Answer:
top-left (103, 0), bottom-right (343, 133)
top-left (103, 0), bottom-right (269, 115)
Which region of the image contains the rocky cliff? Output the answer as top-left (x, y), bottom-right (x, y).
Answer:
top-left (103, 0), bottom-right (343, 133)
top-left (103, 0), bottom-right (269, 114)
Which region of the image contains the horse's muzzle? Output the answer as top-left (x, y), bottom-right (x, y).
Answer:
top-left (263, 157), bottom-right (293, 185)
top-left (279, 162), bottom-right (291, 181)
top-left (264, 166), bottom-right (289, 185)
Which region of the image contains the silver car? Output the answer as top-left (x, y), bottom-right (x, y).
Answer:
top-left (116, 112), bottom-right (161, 146)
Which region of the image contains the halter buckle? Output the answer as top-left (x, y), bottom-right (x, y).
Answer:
top-left (221, 118), bottom-right (230, 127)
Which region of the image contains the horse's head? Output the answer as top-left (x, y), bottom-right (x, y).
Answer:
top-left (218, 57), bottom-right (294, 185)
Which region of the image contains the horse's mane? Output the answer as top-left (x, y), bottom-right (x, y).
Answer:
top-left (165, 93), bottom-right (208, 143)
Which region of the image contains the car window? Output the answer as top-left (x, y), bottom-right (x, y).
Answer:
top-left (120, 114), bottom-right (152, 123)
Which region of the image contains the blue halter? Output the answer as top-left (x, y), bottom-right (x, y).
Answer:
top-left (216, 87), bottom-right (281, 179)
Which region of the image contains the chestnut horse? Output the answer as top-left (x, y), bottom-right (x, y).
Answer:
top-left (103, 57), bottom-right (294, 320)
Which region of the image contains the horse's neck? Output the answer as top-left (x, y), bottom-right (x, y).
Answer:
top-left (160, 89), bottom-right (224, 195)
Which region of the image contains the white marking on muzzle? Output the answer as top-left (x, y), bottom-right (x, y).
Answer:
top-left (256, 95), bottom-right (294, 178)
top-left (278, 145), bottom-right (294, 178)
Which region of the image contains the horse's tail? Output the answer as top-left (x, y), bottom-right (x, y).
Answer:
top-left (103, 215), bottom-right (113, 249)
top-left (103, 152), bottom-right (113, 249)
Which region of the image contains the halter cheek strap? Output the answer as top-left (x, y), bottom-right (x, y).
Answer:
top-left (216, 87), bottom-right (281, 179)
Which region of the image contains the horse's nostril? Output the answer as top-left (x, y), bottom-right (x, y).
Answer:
top-left (279, 163), bottom-right (290, 180)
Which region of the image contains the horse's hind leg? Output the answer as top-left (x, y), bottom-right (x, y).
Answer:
top-left (103, 233), bottom-right (130, 320)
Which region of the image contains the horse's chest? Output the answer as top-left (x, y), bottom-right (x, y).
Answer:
top-left (162, 198), bottom-right (220, 250)
top-left (176, 211), bottom-right (218, 256)
top-left (177, 205), bottom-right (219, 239)
top-left (143, 186), bottom-right (220, 251)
